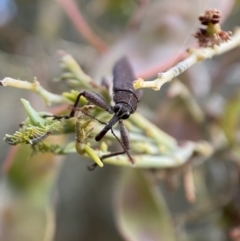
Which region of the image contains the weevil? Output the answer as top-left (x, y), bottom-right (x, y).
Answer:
top-left (69, 57), bottom-right (141, 165)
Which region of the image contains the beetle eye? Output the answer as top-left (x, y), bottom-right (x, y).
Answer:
top-left (121, 112), bottom-right (130, 119)
top-left (113, 104), bottom-right (121, 113)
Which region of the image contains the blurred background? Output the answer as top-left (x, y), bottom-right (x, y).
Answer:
top-left (0, 0), bottom-right (240, 241)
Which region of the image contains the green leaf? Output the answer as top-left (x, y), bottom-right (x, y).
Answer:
top-left (21, 99), bottom-right (46, 128)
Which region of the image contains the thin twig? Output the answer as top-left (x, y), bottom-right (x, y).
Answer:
top-left (134, 28), bottom-right (240, 91)
top-left (183, 166), bottom-right (196, 203)
top-left (0, 77), bottom-right (68, 105)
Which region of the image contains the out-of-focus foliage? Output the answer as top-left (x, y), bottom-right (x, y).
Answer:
top-left (115, 169), bottom-right (176, 241)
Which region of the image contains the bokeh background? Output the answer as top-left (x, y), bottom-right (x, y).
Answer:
top-left (1, 0), bottom-right (240, 241)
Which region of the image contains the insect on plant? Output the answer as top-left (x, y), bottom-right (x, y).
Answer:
top-left (69, 57), bottom-right (141, 166)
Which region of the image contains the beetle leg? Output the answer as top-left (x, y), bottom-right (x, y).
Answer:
top-left (70, 90), bottom-right (113, 117)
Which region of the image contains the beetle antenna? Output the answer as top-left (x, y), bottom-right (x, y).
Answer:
top-left (95, 114), bottom-right (119, 141)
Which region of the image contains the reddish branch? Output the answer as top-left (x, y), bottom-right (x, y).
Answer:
top-left (55, 0), bottom-right (108, 54)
